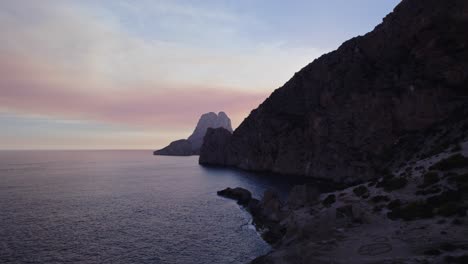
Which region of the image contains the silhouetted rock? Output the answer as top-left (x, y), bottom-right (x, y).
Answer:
top-left (287, 185), bottom-right (319, 209)
top-left (154, 112), bottom-right (232, 156)
top-left (200, 0), bottom-right (468, 184)
top-left (199, 127), bottom-right (232, 164)
top-left (153, 139), bottom-right (192, 156)
top-left (188, 112), bottom-right (233, 152)
top-left (217, 187), bottom-right (252, 205)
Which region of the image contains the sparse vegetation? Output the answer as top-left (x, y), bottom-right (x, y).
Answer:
top-left (426, 190), bottom-right (462, 207)
top-left (353, 185), bottom-right (369, 197)
top-left (373, 205), bottom-right (384, 212)
top-left (389, 189), bottom-right (466, 220)
top-left (415, 186), bottom-right (441, 196)
top-left (429, 154), bottom-right (468, 171)
top-left (377, 176), bottom-right (408, 192)
top-left (445, 255), bottom-right (468, 264)
top-left (422, 171), bottom-right (440, 187)
top-left (387, 199), bottom-right (401, 210)
top-left (424, 249), bottom-right (441, 256)
top-left (387, 201), bottom-right (434, 221)
top-left (447, 172), bottom-right (468, 191)
top-left (322, 194), bottom-right (336, 207)
top-left (451, 144), bottom-right (462, 153)
top-left (436, 202), bottom-right (466, 217)
top-left (371, 195), bottom-right (390, 203)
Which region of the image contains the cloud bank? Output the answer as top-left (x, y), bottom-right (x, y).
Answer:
top-left (0, 0), bottom-right (326, 149)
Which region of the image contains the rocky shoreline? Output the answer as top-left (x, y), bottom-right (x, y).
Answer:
top-left (206, 0), bottom-right (468, 262)
top-left (217, 142), bottom-right (468, 263)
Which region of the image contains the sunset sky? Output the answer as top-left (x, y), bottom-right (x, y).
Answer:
top-left (0, 0), bottom-right (399, 150)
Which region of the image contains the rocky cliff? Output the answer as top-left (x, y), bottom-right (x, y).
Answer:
top-left (154, 112), bottom-right (233, 156)
top-left (199, 0), bottom-right (468, 183)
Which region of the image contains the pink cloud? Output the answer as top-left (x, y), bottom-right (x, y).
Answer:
top-left (0, 53), bottom-right (267, 130)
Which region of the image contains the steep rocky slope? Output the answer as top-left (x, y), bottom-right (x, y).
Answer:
top-left (216, 118), bottom-right (468, 263)
top-left (199, 0), bottom-right (468, 183)
top-left (248, 134), bottom-right (468, 264)
top-left (154, 112), bottom-right (232, 156)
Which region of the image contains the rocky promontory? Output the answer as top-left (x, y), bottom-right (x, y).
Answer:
top-left (199, 0), bottom-right (468, 183)
top-left (205, 0), bottom-right (468, 262)
top-left (219, 136), bottom-right (468, 263)
top-left (154, 112), bottom-right (233, 156)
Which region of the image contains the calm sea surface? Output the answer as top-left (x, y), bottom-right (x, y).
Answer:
top-left (0, 151), bottom-right (292, 264)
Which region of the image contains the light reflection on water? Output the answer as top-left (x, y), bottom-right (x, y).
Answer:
top-left (0, 150), bottom-right (292, 264)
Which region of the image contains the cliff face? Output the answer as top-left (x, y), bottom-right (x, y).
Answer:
top-left (199, 127), bottom-right (233, 164)
top-left (199, 0), bottom-right (468, 183)
top-left (154, 112), bottom-right (233, 156)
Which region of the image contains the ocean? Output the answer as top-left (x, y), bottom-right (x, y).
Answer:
top-left (0, 150), bottom-right (292, 264)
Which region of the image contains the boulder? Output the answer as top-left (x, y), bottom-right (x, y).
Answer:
top-left (199, 127), bottom-right (232, 165)
top-left (217, 187), bottom-right (252, 205)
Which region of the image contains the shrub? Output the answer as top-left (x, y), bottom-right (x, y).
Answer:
top-left (415, 186), bottom-right (441, 196)
top-left (451, 144), bottom-right (462, 153)
top-left (445, 255), bottom-right (468, 264)
top-left (436, 202), bottom-right (463, 217)
top-left (378, 177), bottom-right (408, 192)
top-left (371, 195), bottom-right (391, 203)
top-left (422, 171), bottom-right (440, 186)
top-left (429, 154), bottom-right (468, 171)
top-left (426, 191), bottom-right (462, 207)
top-left (322, 194), bottom-right (336, 207)
top-left (387, 199), bottom-right (401, 210)
top-left (424, 249), bottom-right (442, 256)
top-left (353, 185), bottom-right (369, 197)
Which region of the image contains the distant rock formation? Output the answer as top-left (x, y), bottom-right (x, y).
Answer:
top-left (187, 112), bottom-right (233, 152)
top-left (154, 112), bottom-right (233, 156)
top-left (200, 0), bottom-right (468, 183)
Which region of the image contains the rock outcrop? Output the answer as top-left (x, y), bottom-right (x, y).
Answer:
top-left (217, 187), bottom-right (252, 205)
top-left (199, 127), bottom-right (233, 164)
top-left (217, 187), bottom-right (289, 244)
top-left (154, 112), bottom-right (233, 156)
top-left (250, 139), bottom-right (468, 263)
top-left (199, 0), bottom-right (468, 183)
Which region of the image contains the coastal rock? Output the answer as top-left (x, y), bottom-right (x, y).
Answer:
top-left (154, 112), bottom-right (232, 156)
top-left (200, 0), bottom-right (468, 183)
top-left (287, 185), bottom-right (319, 209)
top-left (217, 187), bottom-right (287, 244)
top-left (153, 139), bottom-right (192, 156)
top-left (217, 187), bottom-right (252, 205)
top-left (260, 190), bottom-right (283, 223)
top-left (199, 127), bottom-right (232, 164)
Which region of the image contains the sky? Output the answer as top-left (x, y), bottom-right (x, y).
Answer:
top-left (0, 0), bottom-right (400, 150)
